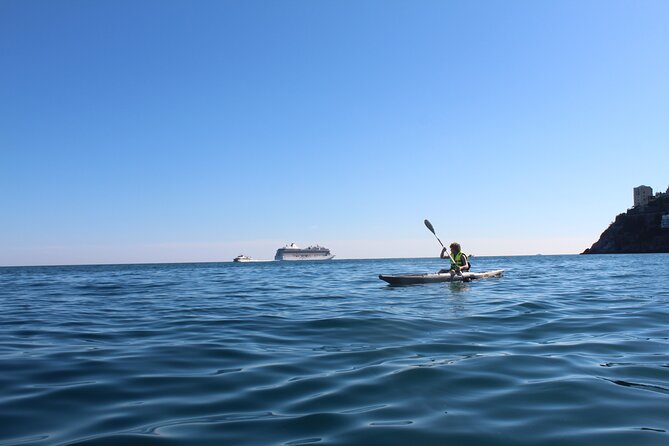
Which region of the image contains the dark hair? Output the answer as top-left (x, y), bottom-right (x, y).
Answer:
top-left (450, 242), bottom-right (461, 250)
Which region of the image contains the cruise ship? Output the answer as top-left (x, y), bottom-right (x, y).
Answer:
top-left (274, 243), bottom-right (335, 261)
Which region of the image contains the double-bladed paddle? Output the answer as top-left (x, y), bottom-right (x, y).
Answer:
top-left (424, 219), bottom-right (461, 275)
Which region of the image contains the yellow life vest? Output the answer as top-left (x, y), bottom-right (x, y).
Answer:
top-left (451, 251), bottom-right (467, 269)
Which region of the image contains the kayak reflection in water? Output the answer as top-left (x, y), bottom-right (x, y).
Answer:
top-left (439, 242), bottom-right (470, 276)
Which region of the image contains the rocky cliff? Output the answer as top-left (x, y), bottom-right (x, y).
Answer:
top-left (583, 194), bottom-right (669, 254)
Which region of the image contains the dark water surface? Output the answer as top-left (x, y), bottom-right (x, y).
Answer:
top-left (1, 255), bottom-right (669, 445)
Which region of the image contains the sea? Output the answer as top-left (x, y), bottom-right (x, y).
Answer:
top-left (1, 254), bottom-right (668, 446)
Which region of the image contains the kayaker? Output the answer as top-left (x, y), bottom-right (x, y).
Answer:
top-left (439, 242), bottom-right (470, 275)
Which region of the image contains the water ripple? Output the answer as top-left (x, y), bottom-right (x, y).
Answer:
top-left (1, 255), bottom-right (669, 445)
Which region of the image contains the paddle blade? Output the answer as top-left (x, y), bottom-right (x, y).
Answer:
top-left (424, 219), bottom-right (436, 234)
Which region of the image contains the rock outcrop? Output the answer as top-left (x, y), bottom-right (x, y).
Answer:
top-left (582, 194), bottom-right (669, 254)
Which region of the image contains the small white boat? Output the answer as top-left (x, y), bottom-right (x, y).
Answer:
top-left (233, 255), bottom-right (254, 262)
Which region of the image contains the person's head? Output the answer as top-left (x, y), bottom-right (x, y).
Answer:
top-left (450, 242), bottom-right (461, 253)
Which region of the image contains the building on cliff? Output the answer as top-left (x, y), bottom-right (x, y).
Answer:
top-left (583, 185), bottom-right (669, 254)
top-left (633, 185), bottom-right (653, 207)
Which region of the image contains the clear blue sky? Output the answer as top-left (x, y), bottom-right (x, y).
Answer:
top-left (1, 0), bottom-right (668, 265)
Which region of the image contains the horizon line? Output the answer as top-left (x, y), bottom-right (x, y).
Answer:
top-left (6, 252), bottom-right (645, 268)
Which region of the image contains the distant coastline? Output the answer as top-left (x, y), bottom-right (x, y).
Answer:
top-left (583, 185), bottom-right (669, 254)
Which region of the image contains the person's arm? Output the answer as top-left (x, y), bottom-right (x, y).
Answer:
top-left (461, 254), bottom-right (470, 271)
top-left (440, 247), bottom-right (448, 259)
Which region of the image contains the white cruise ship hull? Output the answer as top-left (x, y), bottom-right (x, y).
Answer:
top-left (277, 254), bottom-right (335, 261)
